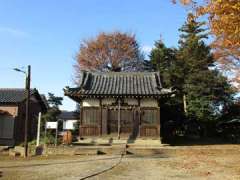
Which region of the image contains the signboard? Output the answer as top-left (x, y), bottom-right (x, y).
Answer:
top-left (46, 122), bottom-right (58, 129)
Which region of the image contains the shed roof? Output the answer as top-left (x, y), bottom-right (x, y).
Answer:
top-left (64, 71), bottom-right (173, 99)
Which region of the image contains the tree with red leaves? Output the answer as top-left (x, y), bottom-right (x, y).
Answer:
top-left (74, 31), bottom-right (144, 80)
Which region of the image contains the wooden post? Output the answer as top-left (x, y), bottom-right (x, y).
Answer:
top-left (138, 99), bottom-right (141, 137)
top-left (36, 112), bottom-right (41, 147)
top-left (117, 99), bottom-right (121, 139)
top-left (44, 122), bottom-right (47, 145)
top-left (55, 121), bottom-right (58, 147)
top-left (158, 107), bottom-right (161, 136)
top-left (100, 99), bottom-right (102, 136)
top-left (183, 94), bottom-right (187, 114)
top-left (79, 101), bottom-right (83, 137)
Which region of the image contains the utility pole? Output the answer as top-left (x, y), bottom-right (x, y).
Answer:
top-left (24, 65), bottom-right (31, 157)
top-left (13, 65), bottom-right (31, 157)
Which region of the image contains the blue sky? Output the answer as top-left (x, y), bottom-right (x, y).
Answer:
top-left (0, 0), bottom-right (190, 110)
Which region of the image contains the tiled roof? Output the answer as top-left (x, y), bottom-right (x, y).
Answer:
top-left (64, 71), bottom-right (173, 98)
top-left (0, 88), bottom-right (36, 103)
top-left (58, 111), bottom-right (79, 120)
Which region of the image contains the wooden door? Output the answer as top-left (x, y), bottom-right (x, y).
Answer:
top-left (80, 107), bottom-right (100, 136)
top-left (108, 109), bottom-right (118, 134)
top-left (140, 108), bottom-right (160, 137)
top-left (120, 109), bottom-right (133, 134)
top-left (0, 115), bottom-right (14, 139)
top-left (107, 108), bottom-right (134, 135)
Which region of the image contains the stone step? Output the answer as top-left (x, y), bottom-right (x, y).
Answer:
top-left (73, 138), bottom-right (128, 146)
top-left (127, 139), bottom-right (162, 147)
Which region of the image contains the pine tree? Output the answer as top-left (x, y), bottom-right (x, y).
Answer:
top-left (178, 14), bottom-right (234, 121)
top-left (149, 40), bottom-right (178, 88)
top-left (150, 14), bottom-right (235, 124)
top-left (150, 40), bottom-right (185, 127)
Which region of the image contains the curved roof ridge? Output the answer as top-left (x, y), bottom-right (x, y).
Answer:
top-left (80, 71), bottom-right (158, 76)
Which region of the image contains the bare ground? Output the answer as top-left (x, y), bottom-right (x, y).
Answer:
top-left (0, 145), bottom-right (240, 180)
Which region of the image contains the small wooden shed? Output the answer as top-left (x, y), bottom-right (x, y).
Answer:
top-left (0, 88), bottom-right (48, 146)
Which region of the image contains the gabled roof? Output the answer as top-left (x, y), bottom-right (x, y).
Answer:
top-left (0, 88), bottom-right (48, 111)
top-left (0, 88), bottom-right (36, 103)
top-left (64, 71), bottom-right (173, 99)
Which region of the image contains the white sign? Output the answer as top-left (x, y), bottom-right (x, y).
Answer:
top-left (46, 122), bottom-right (58, 129)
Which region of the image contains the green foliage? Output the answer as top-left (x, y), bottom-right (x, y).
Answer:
top-left (150, 40), bottom-right (178, 88)
top-left (47, 93), bottom-right (63, 108)
top-left (150, 14), bottom-right (235, 123)
top-left (221, 99), bottom-right (240, 120)
top-left (43, 132), bottom-right (57, 145)
top-left (41, 93), bottom-right (63, 133)
top-left (178, 16), bottom-right (235, 121)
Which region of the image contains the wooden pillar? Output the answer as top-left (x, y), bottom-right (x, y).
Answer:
top-left (138, 99), bottom-right (141, 137)
top-left (79, 101), bottom-right (83, 137)
top-left (158, 106), bottom-right (161, 136)
top-left (106, 106), bottom-right (109, 134)
top-left (100, 99), bottom-right (102, 136)
top-left (101, 106), bottom-right (108, 135)
top-left (36, 112), bottom-right (41, 147)
top-left (117, 99), bottom-right (121, 139)
top-left (183, 94), bottom-right (187, 114)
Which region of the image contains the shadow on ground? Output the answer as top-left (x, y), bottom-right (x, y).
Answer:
top-left (165, 136), bottom-right (240, 146)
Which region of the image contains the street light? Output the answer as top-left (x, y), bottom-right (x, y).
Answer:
top-left (14, 65), bottom-right (31, 158)
top-left (13, 68), bottom-right (26, 74)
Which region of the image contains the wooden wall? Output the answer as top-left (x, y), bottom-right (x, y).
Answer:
top-left (79, 104), bottom-right (161, 138)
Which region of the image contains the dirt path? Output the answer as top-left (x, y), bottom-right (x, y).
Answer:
top-left (0, 145), bottom-right (240, 180)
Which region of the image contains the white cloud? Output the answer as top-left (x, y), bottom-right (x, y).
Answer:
top-left (0, 27), bottom-right (29, 38)
top-left (142, 45), bottom-right (153, 55)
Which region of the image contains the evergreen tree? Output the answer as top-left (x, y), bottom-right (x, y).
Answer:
top-left (150, 14), bottom-right (235, 124)
top-left (150, 40), bottom-right (178, 88)
top-left (150, 40), bottom-right (185, 128)
top-left (177, 14), bottom-right (234, 121)
top-left (41, 93), bottom-right (63, 128)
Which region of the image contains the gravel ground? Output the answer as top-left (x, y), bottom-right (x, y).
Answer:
top-left (0, 145), bottom-right (240, 180)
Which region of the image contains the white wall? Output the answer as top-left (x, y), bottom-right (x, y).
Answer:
top-left (140, 99), bottom-right (158, 107)
top-left (82, 99), bottom-right (100, 107)
top-left (102, 98), bottom-right (115, 105)
top-left (125, 99), bottom-right (138, 105)
top-left (82, 98), bottom-right (158, 107)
